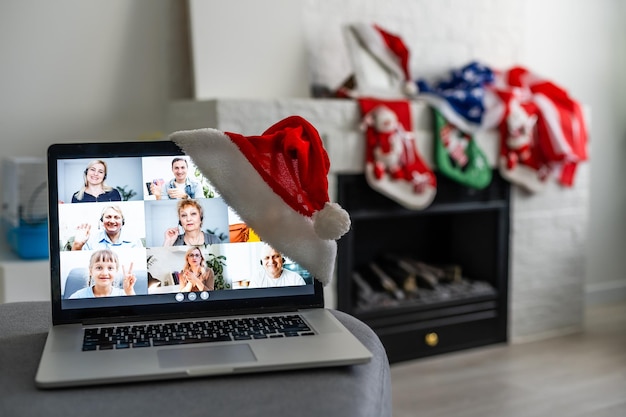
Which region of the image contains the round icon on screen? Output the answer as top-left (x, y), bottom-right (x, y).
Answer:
top-left (175, 293), bottom-right (184, 302)
top-left (200, 291), bottom-right (209, 300)
top-left (188, 292), bottom-right (197, 301)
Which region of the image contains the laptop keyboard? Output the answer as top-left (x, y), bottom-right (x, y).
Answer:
top-left (82, 314), bottom-right (314, 351)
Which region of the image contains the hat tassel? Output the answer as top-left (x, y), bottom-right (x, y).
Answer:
top-left (312, 202), bottom-right (351, 240)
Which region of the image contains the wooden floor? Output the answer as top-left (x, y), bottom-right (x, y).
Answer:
top-left (390, 301), bottom-right (626, 417)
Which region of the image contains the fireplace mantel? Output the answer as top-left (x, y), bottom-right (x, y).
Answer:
top-left (167, 98), bottom-right (589, 344)
top-left (167, 98), bottom-right (501, 176)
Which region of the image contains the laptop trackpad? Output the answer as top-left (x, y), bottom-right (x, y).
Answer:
top-left (158, 344), bottom-right (256, 368)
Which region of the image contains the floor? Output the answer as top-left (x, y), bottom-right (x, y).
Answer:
top-left (390, 301), bottom-right (626, 417)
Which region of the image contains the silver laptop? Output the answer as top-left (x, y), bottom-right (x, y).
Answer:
top-left (35, 140), bottom-right (371, 389)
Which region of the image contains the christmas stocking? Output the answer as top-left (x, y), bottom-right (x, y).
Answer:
top-left (492, 66), bottom-right (589, 192)
top-left (433, 109), bottom-right (492, 189)
top-left (497, 98), bottom-right (550, 193)
top-left (358, 98), bottom-right (437, 209)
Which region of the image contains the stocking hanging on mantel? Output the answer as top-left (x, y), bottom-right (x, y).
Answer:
top-left (416, 61), bottom-right (503, 134)
top-left (337, 22), bottom-right (418, 99)
top-left (433, 109), bottom-right (492, 189)
top-left (496, 98), bottom-right (549, 193)
top-left (492, 66), bottom-right (589, 192)
top-left (357, 98), bottom-right (437, 210)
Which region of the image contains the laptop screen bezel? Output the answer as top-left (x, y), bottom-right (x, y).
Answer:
top-left (47, 140), bottom-right (325, 325)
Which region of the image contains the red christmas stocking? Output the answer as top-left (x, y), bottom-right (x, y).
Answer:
top-left (492, 66), bottom-right (589, 191)
top-left (497, 97), bottom-right (550, 193)
top-left (358, 98), bottom-right (437, 209)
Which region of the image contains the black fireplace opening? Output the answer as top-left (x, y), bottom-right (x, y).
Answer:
top-left (336, 172), bottom-right (510, 363)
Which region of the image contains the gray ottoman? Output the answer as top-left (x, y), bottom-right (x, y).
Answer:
top-left (0, 302), bottom-right (391, 417)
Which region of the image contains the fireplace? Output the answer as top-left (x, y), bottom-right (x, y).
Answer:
top-left (167, 97), bottom-right (588, 347)
top-left (336, 171), bottom-right (510, 363)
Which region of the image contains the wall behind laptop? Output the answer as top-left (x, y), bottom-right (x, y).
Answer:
top-left (0, 0), bottom-right (624, 305)
top-left (0, 0), bottom-right (174, 160)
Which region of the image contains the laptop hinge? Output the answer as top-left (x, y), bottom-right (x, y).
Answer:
top-left (79, 306), bottom-right (304, 326)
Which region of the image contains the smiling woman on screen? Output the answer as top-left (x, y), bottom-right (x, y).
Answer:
top-left (71, 160), bottom-right (122, 203)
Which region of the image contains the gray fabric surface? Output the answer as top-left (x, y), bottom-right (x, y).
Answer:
top-left (0, 302), bottom-right (391, 417)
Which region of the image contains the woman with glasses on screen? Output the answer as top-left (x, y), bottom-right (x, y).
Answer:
top-left (178, 246), bottom-right (214, 292)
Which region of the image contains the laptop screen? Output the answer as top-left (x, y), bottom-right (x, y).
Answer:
top-left (47, 141), bottom-right (322, 324)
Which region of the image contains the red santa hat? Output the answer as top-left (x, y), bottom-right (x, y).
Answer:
top-left (169, 116), bottom-right (351, 285)
top-left (349, 22), bottom-right (418, 96)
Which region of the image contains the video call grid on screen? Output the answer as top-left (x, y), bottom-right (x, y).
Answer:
top-left (54, 154), bottom-right (314, 310)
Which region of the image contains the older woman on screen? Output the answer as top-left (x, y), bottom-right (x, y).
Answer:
top-left (163, 199), bottom-right (221, 246)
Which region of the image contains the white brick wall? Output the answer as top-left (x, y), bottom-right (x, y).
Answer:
top-left (301, 0), bottom-right (526, 91)
top-left (301, 0), bottom-right (591, 343)
top-left (167, 98), bottom-right (589, 342)
top-left (508, 161), bottom-right (589, 341)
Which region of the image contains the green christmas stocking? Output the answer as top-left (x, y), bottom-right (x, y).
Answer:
top-left (433, 109), bottom-right (492, 189)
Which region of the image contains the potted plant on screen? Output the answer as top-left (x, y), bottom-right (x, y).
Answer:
top-left (206, 253), bottom-right (230, 290)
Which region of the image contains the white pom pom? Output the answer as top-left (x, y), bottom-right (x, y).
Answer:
top-left (312, 202), bottom-right (351, 240)
top-left (403, 80), bottom-right (418, 97)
